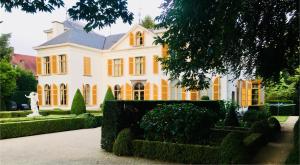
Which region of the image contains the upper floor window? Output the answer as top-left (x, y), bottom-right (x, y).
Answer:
top-left (135, 31), bottom-right (144, 46)
top-left (43, 56), bottom-right (50, 75)
top-left (44, 84), bottom-right (51, 105)
top-left (58, 55), bottom-right (67, 74)
top-left (113, 59), bottom-right (122, 76)
top-left (135, 56), bottom-right (145, 75)
top-left (114, 85), bottom-right (121, 100)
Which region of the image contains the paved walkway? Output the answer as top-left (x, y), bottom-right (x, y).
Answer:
top-left (252, 116), bottom-right (299, 164)
top-left (0, 128), bottom-right (167, 165)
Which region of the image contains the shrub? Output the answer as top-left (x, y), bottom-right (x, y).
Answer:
top-left (224, 102), bottom-right (240, 127)
top-left (132, 140), bottom-right (219, 164)
top-left (219, 132), bottom-right (249, 164)
top-left (266, 100), bottom-right (294, 104)
top-left (285, 119), bottom-right (299, 164)
top-left (101, 100), bottom-right (223, 152)
top-left (113, 128), bottom-right (133, 156)
top-left (140, 103), bottom-right (216, 144)
top-left (243, 133), bottom-right (266, 153)
top-left (243, 109), bottom-right (270, 125)
top-left (250, 120), bottom-right (272, 141)
top-left (269, 104), bottom-right (296, 116)
top-left (71, 89), bottom-right (86, 115)
top-left (78, 113), bottom-right (98, 128)
top-left (268, 117), bottom-right (281, 136)
top-left (294, 119), bottom-right (299, 147)
top-left (201, 95), bottom-right (210, 100)
top-left (102, 87), bottom-right (115, 110)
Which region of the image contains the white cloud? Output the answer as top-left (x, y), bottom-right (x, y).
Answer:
top-left (0, 0), bottom-right (162, 55)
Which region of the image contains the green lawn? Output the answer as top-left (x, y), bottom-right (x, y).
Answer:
top-left (273, 116), bottom-right (289, 123)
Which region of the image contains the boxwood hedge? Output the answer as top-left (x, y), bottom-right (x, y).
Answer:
top-left (101, 100), bottom-right (224, 152)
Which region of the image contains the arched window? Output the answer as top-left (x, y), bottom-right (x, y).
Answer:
top-left (114, 85), bottom-right (121, 100)
top-left (135, 31), bottom-right (143, 46)
top-left (83, 84), bottom-right (90, 105)
top-left (133, 83), bottom-right (144, 100)
top-left (60, 84), bottom-right (67, 105)
top-left (44, 84), bottom-right (51, 105)
top-left (213, 77), bottom-right (220, 100)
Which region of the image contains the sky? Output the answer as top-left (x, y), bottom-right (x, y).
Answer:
top-left (0, 0), bottom-right (163, 55)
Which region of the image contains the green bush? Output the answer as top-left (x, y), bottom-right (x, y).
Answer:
top-left (224, 102), bottom-right (240, 127)
top-left (201, 95), bottom-right (210, 100)
top-left (140, 103), bottom-right (216, 144)
top-left (294, 119), bottom-right (299, 147)
top-left (113, 128), bottom-right (133, 156)
top-left (78, 113), bottom-right (99, 128)
top-left (268, 117), bottom-right (281, 136)
top-left (269, 104), bottom-right (296, 116)
top-left (132, 140), bottom-right (219, 164)
top-left (243, 109), bottom-right (271, 125)
top-left (250, 120), bottom-right (272, 141)
top-left (243, 133), bottom-right (266, 153)
top-left (101, 100), bottom-right (223, 152)
top-left (102, 87), bottom-right (115, 110)
top-left (219, 132), bottom-right (250, 164)
top-left (248, 105), bottom-right (266, 111)
top-left (71, 89), bottom-right (86, 115)
top-left (266, 100), bottom-right (294, 104)
top-left (285, 119), bottom-right (299, 164)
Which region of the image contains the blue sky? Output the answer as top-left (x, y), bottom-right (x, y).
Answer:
top-left (0, 0), bottom-right (162, 55)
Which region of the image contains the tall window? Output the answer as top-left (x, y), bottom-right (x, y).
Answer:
top-left (170, 81), bottom-right (182, 100)
top-left (114, 85), bottom-right (121, 100)
top-left (113, 59), bottom-right (122, 76)
top-left (135, 57), bottom-right (144, 75)
top-left (83, 84), bottom-right (90, 105)
top-left (252, 83), bottom-right (259, 105)
top-left (44, 84), bottom-right (51, 105)
top-left (58, 55), bottom-right (67, 73)
top-left (135, 31), bottom-right (143, 46)
top-left (43, 56), bottom-right (50, 75)
top-left (133, 83), bottom-right (144, 100)
top-left (60, 84), bottom-right (67, 105)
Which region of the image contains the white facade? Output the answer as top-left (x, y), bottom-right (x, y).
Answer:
top-left (35, 22), bottom-right (264, 110)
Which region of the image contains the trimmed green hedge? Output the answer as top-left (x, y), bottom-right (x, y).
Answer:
top-left (269, 104), bottom-right (296, 116)
top-left (132, 140), bottom-right (219, 164)
top-left (0, 110), bottom-right (101, 118)
top-left (266, 100), bottom-right (294, 104)
top-left (0, 115), bottom-right (102, 139)
top-left (101, 100), bottom-right (224, 152)
top-left (243, 133), bottom-right (266, 153)
top-left (248, 105), bottom-right (265, 111)
top-left (286, 119), bottom-right (299, 164)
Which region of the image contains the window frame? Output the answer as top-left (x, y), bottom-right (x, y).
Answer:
top-left (114, 85), bottom-right (121, 100)
top-left (113, 59), bottom-right (122, 77)
top-left (133, 83), bottom-right (144, 100)
top-left (44, 84), bottom-right (51, 105)
top-left (60, 84), bottom-right (67, 105)
top-left (58, 54), bottom-right (67, 74)
top-left (134, 56), bottom-right (144, 75)
top-left (43, 56), bottom-right (50, 75)
top-left (135, 31), bottom-right (143, 46)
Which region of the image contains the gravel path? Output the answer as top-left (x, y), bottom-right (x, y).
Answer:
top-left (252, 116), bottom-right (299, 164)
top-left (0, 128), bottom-right (168, 165)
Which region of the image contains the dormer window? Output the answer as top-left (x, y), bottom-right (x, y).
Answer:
top-left (135, 31), bottom-right (144, 46)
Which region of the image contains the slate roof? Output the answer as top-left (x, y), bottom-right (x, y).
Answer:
top-left (39, 20), bottom-right (125, 50)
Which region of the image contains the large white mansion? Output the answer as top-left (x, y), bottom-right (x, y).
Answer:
top-left (34, 21), bottom-right (264, 110)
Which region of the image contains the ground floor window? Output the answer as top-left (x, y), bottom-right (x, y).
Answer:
top-left (60, 84), bottom-right (67, 105)
top-left (83, 84), bottom-right (90, 105)
top-left (133, 83), bottom-right (144, 100)
top-left (114, 85), bottom-right (121, 100)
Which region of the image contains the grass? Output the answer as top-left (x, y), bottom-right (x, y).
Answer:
top-left (273, 116), bottom-right (289, 123)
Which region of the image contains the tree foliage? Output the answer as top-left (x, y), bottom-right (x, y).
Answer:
top-left (1, 0), bottom-right (133, 32)
top-left (0, 33), bottom-right (13, 61)
top-left (15, 67), bottom-right (37, 92)
top-left (141, 15), bottom-right (155, 29)
top-left (0, 61), bottom-right (18, 99)
top-left (155, 0), bottom-right (299, 90)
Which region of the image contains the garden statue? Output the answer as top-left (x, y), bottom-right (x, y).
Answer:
top-left (25, 92), bottom-right (41, 117)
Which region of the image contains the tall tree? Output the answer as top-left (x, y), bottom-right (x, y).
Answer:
top-left (1, 0), bottom-right (134, 31)
top-left (0, 33), bottom-right (13, 61)
top-left (155, 0), bottom-right (299, 90)
top-left (141, 15), bottom-right (155, 29)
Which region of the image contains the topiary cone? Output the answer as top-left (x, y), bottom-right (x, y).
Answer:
top-left (71, 89), bottom-right (86, 115)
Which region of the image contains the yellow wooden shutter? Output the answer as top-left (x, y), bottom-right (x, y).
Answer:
top-left (161, 79), bottom-right (168, 100)
top-left (145, 82), bottom-right (150, 100)
top-left (126, 83), bottom-right (132, 100)
top-left (36, 57), bottom-right (42, 75)
top-left (153, 55), bottom-right (159, 74)
top-left (83, 57), bottom-right (87, 75)
top-left (129, 57), bottom-right (134, 75)
top-left (92, 85), bottom-right (97, 105)
top-left (153, 84), bottom-right (158, 100)
top-left (190, 90), bottom-right (198, 100)
top-left (129, 32), bottom-right (134, 46)
top-left (162, 44), bottom-right (169, 58)
top-left (143, 56), bottom-right (146, 74)
top-left (241, 80), bottom-right (246, 107)
top-left (108, 59), bottom-right (112, 76)
top-left (213, 77), bottom-right (220, 100)
top-left (52, 84), bottom-right (58, 106)
top-left (247, 81), bottom-right (252, 106)
top-left (37, 85), bottom-right (42, 106)
top-left (121, 85), bottom-right (124, 100)
top-left (142, 31), bottom-right (145, 45)
top-left (120, 58), bottom-right (124, 76)
top-left (182, 87), bottom-right (186, 100)
top-left (51, 56), bottom-right (57, 74)
top-left (87, 57), bottom-right (91, 75)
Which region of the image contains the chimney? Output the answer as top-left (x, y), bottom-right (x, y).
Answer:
top-left (44, 21), bottom-right (65, 40)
